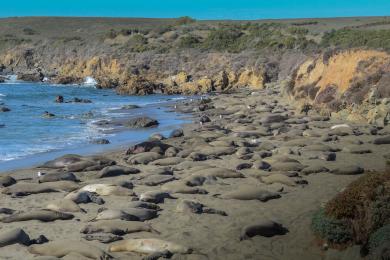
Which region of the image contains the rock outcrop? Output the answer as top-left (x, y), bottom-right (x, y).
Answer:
top-left (287, 49), bottom-right (390, 124)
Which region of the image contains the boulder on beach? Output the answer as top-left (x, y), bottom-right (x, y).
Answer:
top-left (125, 117), bottom-right (159, 128)
top-left (169, 128), bottom-right (184, 138)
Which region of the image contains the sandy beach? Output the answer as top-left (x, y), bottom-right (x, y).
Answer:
top-left (0, 87), bottom-right (389, 259)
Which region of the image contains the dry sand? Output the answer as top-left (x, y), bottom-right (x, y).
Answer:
top-left (0, 88), bottom-right (388, 260)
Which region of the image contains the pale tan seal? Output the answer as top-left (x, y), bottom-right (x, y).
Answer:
top-left (108, 238), bottom-right (192, 254)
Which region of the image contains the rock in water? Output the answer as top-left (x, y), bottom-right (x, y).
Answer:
top-left (91, 138), bottom-right (110, 145)
top-left (0, 106), bottom-right (11, 112)
top-left (125, 117), bottom-right (159, 128)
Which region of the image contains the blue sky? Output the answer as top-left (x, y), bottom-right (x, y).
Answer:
top-left (1, 0), bottom-right (389, 20)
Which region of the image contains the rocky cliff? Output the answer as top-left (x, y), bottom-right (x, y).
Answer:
top-left (287, 49), bottom-right (390, 125)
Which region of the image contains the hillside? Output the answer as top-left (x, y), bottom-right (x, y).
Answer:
top-left (0, 16), bottom-right (390, 123)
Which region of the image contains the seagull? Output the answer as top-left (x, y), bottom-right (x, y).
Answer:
top-left (219, 115), bottom-right (222, 119)
top-left (37, 171), bottom-right (45, 177)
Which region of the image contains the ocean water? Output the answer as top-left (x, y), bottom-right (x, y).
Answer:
top-left (0, 79), bottom-right (189, 171)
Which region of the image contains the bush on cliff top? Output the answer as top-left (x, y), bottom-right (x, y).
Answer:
top-left (312, 172), bottom-right (390, 253)
top-left (321, 29), bottom-right (390, 51)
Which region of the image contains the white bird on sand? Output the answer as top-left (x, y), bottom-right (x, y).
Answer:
top-left (219, 115), bottom-right (222, 119)
top-left (37, 171), bottom-right (45, 177)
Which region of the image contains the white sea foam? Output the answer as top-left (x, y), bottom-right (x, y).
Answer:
top-left (84, 76), bottom-right (97, 86)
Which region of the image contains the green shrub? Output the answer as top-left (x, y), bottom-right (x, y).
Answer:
top-left (23, 28), bottom-right (37, 35)
top-left (287, 27), bottom-right (309, 35)
top-left (175, 16), bottom-right (196, 26)
top-left (202, 28), bottom-right (244, 52)
top-left (291, 21), bottom-right (319, 26)
top-left (311, 208), bottom-right (352, 244)
top-left (178, 34), bottom-right (200, 48)
top-left (321, 29), bottom-right (390, 51)
top-left (369, 224), bottom-right (390, 251)
top-left (122, 34), bottom-right (152, 53)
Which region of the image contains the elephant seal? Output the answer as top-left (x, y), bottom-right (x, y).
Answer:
top-left (0, 228), bottom-right (31, 247)
top-left (176, 199), bottom-right (227, 216)
top-left (0, 208), bottom-right (16, 215)
top-left (90, 209), bottom-right (139, 221)
top-left (46, 199), bottom-right (85, 213)
top-left (128, 201), bottom-right (161, 211)
top-left (81, 220), bottom-right (159, 235)
top-left (80, 184), bottom-right (135, 196)
top-left (98, 165), bottom-right (140, 178)
top-left (123, 208), bottom-right (158, 221)
top-left (139, 191), bottom-right (175, 203)
top-left (194, 167), bottom-right (244, 179)
top-left (2, 181), bottom-right (79, 196)
top-left (0, 176), bottom-right (16, 187)
top-left (64, 191), bottom-right (105, 204)
top-left (28, 240), bottom-right (113, 259)
top-left (39, 172), bottom-right (78, 183)
top-left (1, 209), bottom-right (74, 223)
top-left (240, 220), bottom-right (288, 240)
top-left (162, 182), bottom-right (208, 195)
top-left (219, 186), bottom-right (281, 202)
top-left (83, 234), bottom-right (123, 244)
top-left (108, 238), bottom-right (192, 254)
top-left (40, 154), bottom-right (115, 172)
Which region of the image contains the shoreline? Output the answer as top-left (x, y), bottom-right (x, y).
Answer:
top-left (0, 87), bottom-right (389, 259)
top-left (0, 81), bottom-right (193, 172)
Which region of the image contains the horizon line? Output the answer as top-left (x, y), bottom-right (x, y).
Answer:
top-left (0, 15), bottom-right (389, 22)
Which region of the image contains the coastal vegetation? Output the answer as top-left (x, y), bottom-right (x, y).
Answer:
top-left (312, 172), bottom-right (390, 257)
